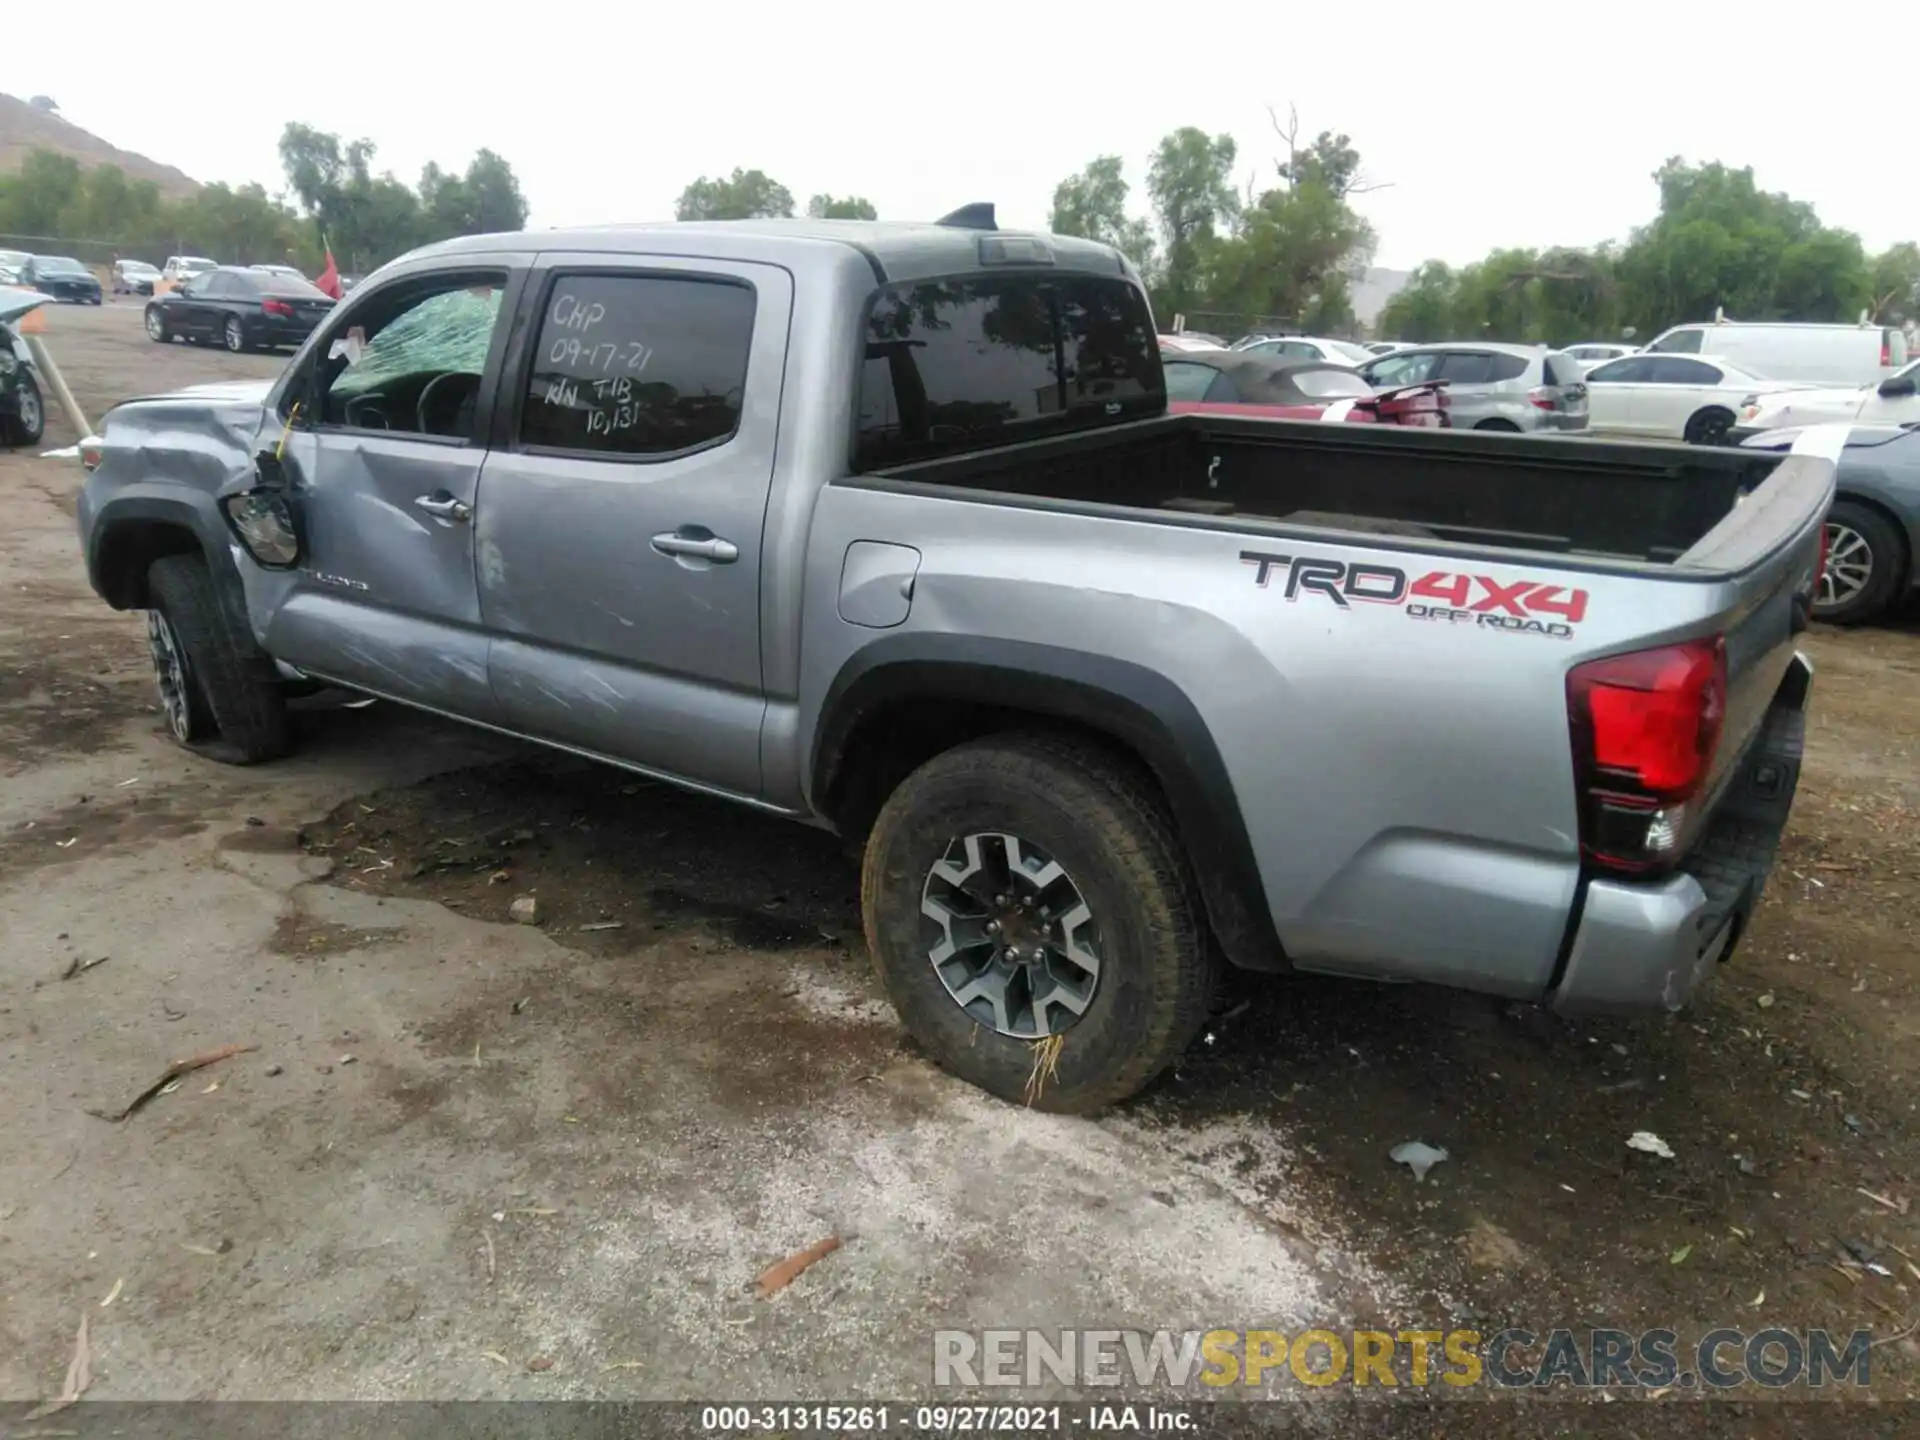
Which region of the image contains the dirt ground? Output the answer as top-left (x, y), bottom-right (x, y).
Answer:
top-left (1, 300), bottom-right (1915, 1435)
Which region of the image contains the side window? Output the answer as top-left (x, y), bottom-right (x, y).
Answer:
top-left (1367, 352), bottom-right (1438, 386)
top-left (1163, 362), bottom-right (1216, 401)
top-left (311, 271), bottom-right (509, 438)
top-left (520, 273), bottom-right (754, 458)
top-left (1647, 357), bottom-right (1718, 385)
top-left (1485, 353), bottom-right (1528, 382)
top-left (855, 273), bottom-right (1163, 470)
top-left (1436, 352), bottom-right (1496, 385)
top-left (1277, 341), bottom-right (1323, 360)
top-left (205, 272), bottom-right (238, 297)
top-left (1647, 328), bottom-right (1705, 354)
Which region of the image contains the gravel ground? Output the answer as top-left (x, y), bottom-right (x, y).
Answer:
top-left (0, 300), bottom-right (1914, 1436)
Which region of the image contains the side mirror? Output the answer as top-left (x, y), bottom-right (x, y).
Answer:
top-left (220, 485), bottom-right (302, 568)
top-left (1878, 375), bottom-right (1916, 398)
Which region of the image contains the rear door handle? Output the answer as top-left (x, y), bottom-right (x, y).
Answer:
top-left (651, 529), bottom-right (739, 564)
top-left (414, 492), bottom-right (471, 522)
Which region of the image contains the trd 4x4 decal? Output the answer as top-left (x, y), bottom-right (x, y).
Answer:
top-left (1239, 550), bottom-right (1588, 639)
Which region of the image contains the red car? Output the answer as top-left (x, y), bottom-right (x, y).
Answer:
top-left (1161, 347), bottom-right (1449, 427)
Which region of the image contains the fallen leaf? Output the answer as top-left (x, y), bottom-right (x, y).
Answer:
top-left (601, 1360), bottom-right (646, 1373)
top-left (180, 1243), bottom-right (221, 1257)
top-left (1749, 1290), bottom-right (1765, 1307)
top-left (755, 1235), bottom-right (843, 1299)
top-left (1670, 1245), bottom-right (1692, 1265)
top-left (24, 1312), bottom-right (91, 1420)
top-left (505, 1207), bottom-right (558, 1217)
top-left (85, 1044), bottom-right (259, 1122)
top-left (482, 1351), bottom-right (511, 1367)
top-left (528, 1356), bottom-right (555, 1373)
top-left (99, 1277), bottom-right (123, 1308)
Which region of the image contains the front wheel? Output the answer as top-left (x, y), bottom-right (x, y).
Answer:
top-left (861, 732), bottom-right (1215, 1114)
top-left (2, 373), bottom-right (44, 447)
top-left (1817, 501), bottom-right (1906, 626)
top-left (145, 555), bottom-right (291, 763)
top-left (224, 315), bottom-right (248, 353)
top-left (144, 307), bottom-right (170, 343)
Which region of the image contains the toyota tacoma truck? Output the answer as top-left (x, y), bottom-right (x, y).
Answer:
top-left (75, 209), bottom-right (1837, 1113)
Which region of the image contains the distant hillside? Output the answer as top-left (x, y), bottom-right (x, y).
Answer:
top-left (1352, 266), bottom-right (1411, 328)
top-left (0, 92), bottom-right (199, 200)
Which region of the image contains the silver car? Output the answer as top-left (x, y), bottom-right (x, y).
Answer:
top-left (1359, 342), bottom-right (1589, 433)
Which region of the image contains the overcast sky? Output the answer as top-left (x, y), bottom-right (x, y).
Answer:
top-left (6, 3), bottom-right (1902, 272)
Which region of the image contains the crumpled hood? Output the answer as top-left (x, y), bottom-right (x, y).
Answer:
top-left (122, 378), bottom-right (277, 408)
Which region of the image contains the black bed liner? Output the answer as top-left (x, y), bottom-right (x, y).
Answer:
top-left (857, 414), bottom-right (1788, 565)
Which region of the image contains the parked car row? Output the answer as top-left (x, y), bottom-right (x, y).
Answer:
top-left (2, 253), bottom-right (103, 304)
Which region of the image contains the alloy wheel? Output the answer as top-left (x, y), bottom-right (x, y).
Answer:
top-left (1820, 521), bottom-right (1873, 610)
top-left (146, 611), bottom-right (193, 742)
top-left (919, 832), bottom-right (1102, 1038)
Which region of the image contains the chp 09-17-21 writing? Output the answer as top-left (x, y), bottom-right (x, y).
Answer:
top-left (535, 288), bottom-right (658, 435)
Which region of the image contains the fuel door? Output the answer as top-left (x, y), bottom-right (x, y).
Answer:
top-left (838, 541), bottom-right (921, 629)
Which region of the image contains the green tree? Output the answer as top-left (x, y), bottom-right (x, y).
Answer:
top-left (0, 149), bottom-right (84, 236)
top-left (1048, 155), bottom-right (1156, 272)
top-left (1146, 128), bottom-right (1239, 318)
top-left (1376, 261), bottom-right (1459, 342)
top-left (1614, 158), bottom-right (1869, 329)
top-left (676, 169), bottom-right (795, 221)
top-left (807, 194), bottom-right (877, 220)
top-left (1869, 242), bottom-right (1920, 323)
top-left (1205, 180), bottom-right (1374, 335)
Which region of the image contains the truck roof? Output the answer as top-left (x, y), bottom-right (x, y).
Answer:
top-left (406, 217), bottom-right (1135, 285)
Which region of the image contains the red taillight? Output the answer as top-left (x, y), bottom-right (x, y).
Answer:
top-left (1882, 335), bottom-right (1892, 368)
top-left (1566, 637), bottom-right (1727, 873)
top-left (1526, 386), bottom-right (1556, 411)
top-left (262, 298), bottom-right (294, 318)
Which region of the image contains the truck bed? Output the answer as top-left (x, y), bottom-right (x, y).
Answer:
top-left (857, 414), bottom-right (1788, 567)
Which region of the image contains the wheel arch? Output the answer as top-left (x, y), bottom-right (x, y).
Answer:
top-left (89, 495), bottom-right (233, 612)
top-left (811, 634), bottom-right (1285, 972)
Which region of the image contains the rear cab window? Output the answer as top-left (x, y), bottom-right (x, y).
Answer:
top-left (855, 272), bottom-right (1163, 471)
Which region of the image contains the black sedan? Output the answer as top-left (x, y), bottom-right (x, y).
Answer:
top-left (144, 266), bottom-right (335, 352)
top-left (19, 255), bottom-right (103, 304)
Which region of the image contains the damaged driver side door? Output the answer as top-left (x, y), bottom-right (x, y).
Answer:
top-left (262, 260), bottom-right (527, 718)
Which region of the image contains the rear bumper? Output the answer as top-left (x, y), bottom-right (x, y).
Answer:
top-left (1549, 652), bottom-right (1810, 1016)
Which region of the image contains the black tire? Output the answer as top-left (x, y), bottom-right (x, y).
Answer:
top-left (1474, 418), bottom-right (1520, 432)
top-left (2, 372), bottom-right (44, 447)
top-left (145, 554), bottom-right (291, 763)
top-left (144, 306), bottom-right (170, 344)
top-left (1684, 406), bottom-right (1735, 446)
top-left (1817, 500), bottom-right (1906, 627)
top-left (861, 732), bottom-right (1215, 1114)
top-left (224, 315), bottom-right (248, 353)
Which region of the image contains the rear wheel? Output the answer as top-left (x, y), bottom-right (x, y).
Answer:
top-left (1684, 406), bottom-right (1735, 446)
top-left (144, 306), bottom-right (170, 343)
top-left (861, 732), bottom-right (1215, 1114)
top-left (224, 315), bottom-right (248, 353)
top-left (145, 555), bottom-right (291, 762)
top-left (1817, 501), bottom-right (1906, 626)
top-left (2, 373), bottom-right (43, 447)
top-left (1474, 418), bottom-right (1520, 432)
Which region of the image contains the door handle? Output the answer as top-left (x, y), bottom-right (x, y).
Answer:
top-left (651, 530), bottom-right (739, 564)
top-left (414, 492), bottom-right (472, 522)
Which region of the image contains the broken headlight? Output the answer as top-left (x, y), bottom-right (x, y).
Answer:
top-left (220, 488), bottom-right (301, 568)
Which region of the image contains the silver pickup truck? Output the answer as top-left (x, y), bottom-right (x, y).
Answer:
top-left (75, 211), bottom-right (1838, 1113)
